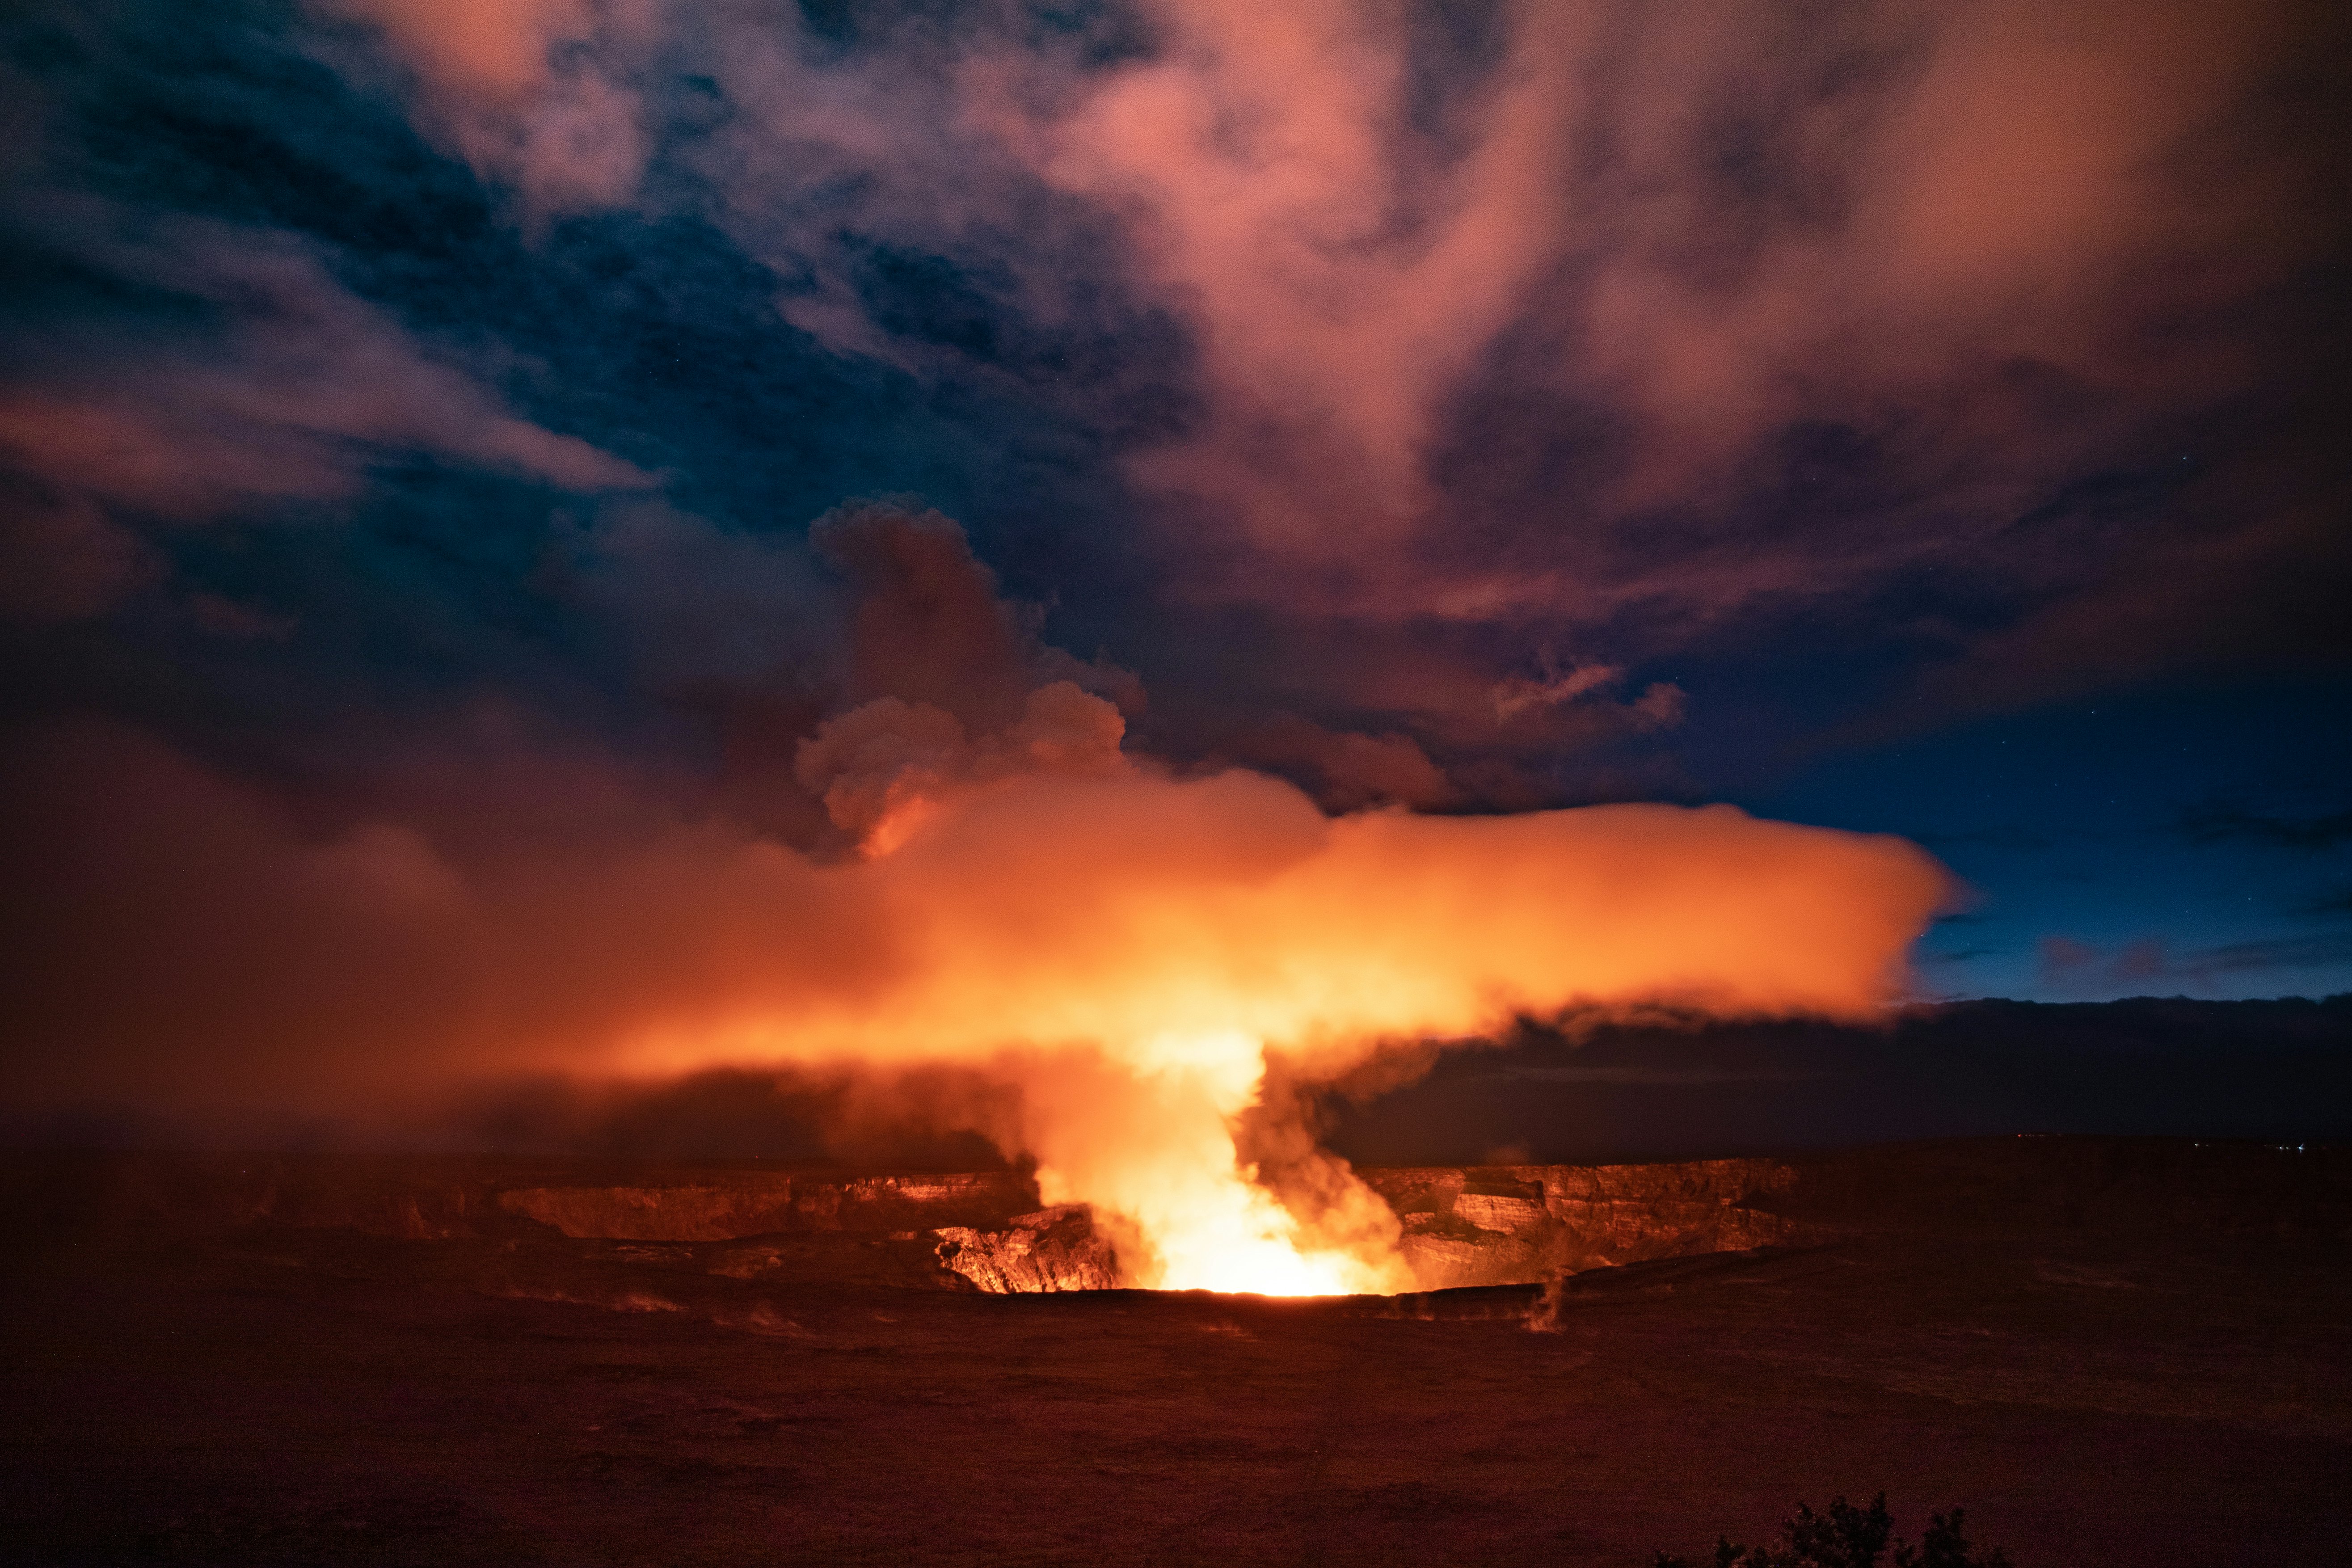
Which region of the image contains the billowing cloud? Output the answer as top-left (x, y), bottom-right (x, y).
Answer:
top-left (968, 0), bottom-right (1583, 584)
top-left (943, 0), bottom-right (2339, 640)
top-left (309, 0), bottom-right (663, 212)
top-left (248, 0), bottom-right (2344, 729)
top-left (0, 209), bottom-right (650, 624)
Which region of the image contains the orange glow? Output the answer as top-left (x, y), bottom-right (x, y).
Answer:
top-left (609, 687), bottom-right (1948, 1294)
top-left (3, 697), bottom-right (1946, 1295)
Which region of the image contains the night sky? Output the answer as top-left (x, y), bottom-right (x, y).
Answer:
top-left (4, 0), bottom-right (2349, 1126)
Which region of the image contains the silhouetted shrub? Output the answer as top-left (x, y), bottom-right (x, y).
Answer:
top-left (1654, 1493), bottom-right (2012, 1568)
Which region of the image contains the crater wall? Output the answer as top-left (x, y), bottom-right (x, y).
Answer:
top-left (13, 1138), bottom-right (2344, 1295)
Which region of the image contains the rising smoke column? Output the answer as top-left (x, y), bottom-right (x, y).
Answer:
top-left (0, 506), bottom-right (1949, 1293)
top-left (736, 680), bottom-right (1950, 1292)
top-left (0, 669), bottom-right (1947, 1295)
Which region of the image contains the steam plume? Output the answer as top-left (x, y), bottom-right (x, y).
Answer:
top-left (3, 686), bottom-right (1946, 1294)
top-left (1, 504), bottom-right (1950, 1290)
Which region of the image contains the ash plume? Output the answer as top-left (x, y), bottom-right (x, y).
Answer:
top-left (0, 504), bottom-right (1948, 1292)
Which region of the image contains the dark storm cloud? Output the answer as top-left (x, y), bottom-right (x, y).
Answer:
top-left (810, 499), bottom-right (1141, 733)
top-left (0, 2), bottom-right (1164, 767)
top-left (9, 0), bottom-right (2344, 793)
top-left (837, 0), bottom-right (2340, 763)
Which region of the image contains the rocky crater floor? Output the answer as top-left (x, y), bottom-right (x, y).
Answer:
top-left (474, 1156), bottom-right (1839, 1293)
top-left (42, 1135), bottom-right (2347, 1297)
top-left (4, 1137), bottom-right (2347, 1565)
top-left (13, 1152), bottom-right (1848, 1295)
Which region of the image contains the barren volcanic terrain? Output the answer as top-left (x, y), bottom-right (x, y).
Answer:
top-left (4, 1138), bottom-right (2347, 1565)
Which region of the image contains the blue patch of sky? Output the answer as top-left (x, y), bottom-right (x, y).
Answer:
top-left (1739, 680), bottom-right (2352, 1000)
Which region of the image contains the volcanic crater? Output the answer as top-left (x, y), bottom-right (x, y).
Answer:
top-left (6, 1136), bottom-right (2348, 1565)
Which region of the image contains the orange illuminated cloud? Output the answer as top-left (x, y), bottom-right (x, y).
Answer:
top-left (4, 695), bottom-right (1947, 1294)
top-left (613, 687), bottom-right (1947, 1293)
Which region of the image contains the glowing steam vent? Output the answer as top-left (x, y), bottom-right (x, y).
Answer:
top-left (1031, 1026), bottom-right (1411, 1296)
top-left (628, 683), bottom-right (1950, 1295)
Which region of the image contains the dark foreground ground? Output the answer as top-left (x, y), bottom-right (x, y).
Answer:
top-left (4, 1141), bottom-right (2348, 1566)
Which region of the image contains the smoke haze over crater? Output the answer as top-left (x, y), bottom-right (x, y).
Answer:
top-left (2, 502), bottom-right (1945, 1288)
top-left (1, 0), bottom-right (2346, 1282)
